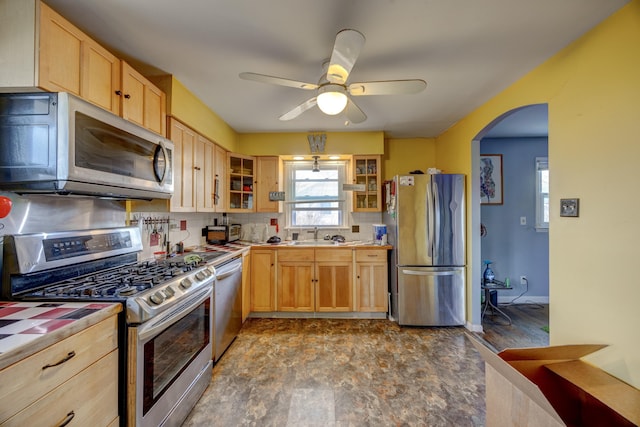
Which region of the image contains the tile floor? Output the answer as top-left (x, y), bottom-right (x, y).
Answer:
top-left (183, 318), bottom-right (485, 426)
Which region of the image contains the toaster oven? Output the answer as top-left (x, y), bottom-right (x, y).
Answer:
top-left (203, 224), bottom-right (241, 244)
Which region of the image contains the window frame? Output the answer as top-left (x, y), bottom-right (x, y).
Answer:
top-left (283, 159), bottom-right (350, 229)
top-left (535, 157), bottom-right (549, 231)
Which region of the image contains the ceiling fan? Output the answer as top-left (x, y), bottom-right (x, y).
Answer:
top-left (239, 29), bottom-right (427, 124)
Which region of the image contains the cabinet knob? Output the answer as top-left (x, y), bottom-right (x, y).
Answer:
top-left (124, 94), bottom-right (131, 99)
top-left (115, 90), bottom-right (122, 96)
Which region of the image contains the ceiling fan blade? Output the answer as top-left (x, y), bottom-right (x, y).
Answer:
top-left (344, 98), bottom-right (366, 124)
top-left (279, 97), bottom-right (318, 121)
top-left (327, 29), bottom-right (365, 85)
top-left (348, 79), bottom-right (427, 96)
top-left (239, 72), bottom-right (318, 90)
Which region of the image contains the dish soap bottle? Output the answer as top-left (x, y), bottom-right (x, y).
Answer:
top-left (483, 260), bottom-right (495, 284)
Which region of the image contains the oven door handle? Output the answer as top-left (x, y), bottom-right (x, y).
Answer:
top-left (137, 284), bottom-right (212, 342)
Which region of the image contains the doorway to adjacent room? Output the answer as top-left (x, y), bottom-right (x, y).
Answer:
top-left (470, 104), bottom-right (550, 349)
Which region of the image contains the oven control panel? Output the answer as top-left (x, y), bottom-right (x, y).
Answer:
top-left (43, 231), bottom-right (134, 261)
top-left (128, 265), bottom-right (216, 323)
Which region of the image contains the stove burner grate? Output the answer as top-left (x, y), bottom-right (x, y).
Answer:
top-left (30, 257), bottom-right (210, 299)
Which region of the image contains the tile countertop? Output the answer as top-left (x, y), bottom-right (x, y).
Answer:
top-left (181, 241), bottom-right (392, 266)
top-left (190, 241), bottom-right (392, 251)
top-left (0, 301), bottom-right (122, 370)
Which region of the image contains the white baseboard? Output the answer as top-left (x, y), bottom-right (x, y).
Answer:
top-left (466, 321), bottom-right (483, 333)
top-left (498, 295), bottom-right (549, 304)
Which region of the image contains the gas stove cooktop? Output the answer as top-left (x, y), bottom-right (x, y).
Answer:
top-left (2, 227), bottom-right (228, 324)
top-left (25, 256), bottom-right (210, 299)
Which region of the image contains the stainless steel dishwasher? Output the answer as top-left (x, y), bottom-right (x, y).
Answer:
top-left (213, 255), bottom-right (243, 361)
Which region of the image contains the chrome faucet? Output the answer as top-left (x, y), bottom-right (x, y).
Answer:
top-left (307, 227), bottom-right (319, 240)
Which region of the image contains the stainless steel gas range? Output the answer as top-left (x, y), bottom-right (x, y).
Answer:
top-left (1, 226), bottom-right (225, 427)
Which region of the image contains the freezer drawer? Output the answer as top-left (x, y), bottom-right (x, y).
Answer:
top-left (398, 266), bottom-right (465, 326)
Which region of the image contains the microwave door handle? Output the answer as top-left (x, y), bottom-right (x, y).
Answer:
top-left (153, 141), bottom-right (169, 185)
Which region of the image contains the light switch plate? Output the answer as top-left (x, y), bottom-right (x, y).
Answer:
top-left (560, 198), bottom-right (579, 217)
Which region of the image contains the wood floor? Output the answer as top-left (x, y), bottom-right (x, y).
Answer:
top-left (475, 303), bottom-right (549, 352)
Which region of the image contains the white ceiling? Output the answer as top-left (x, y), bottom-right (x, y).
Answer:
top-left (45, 0), bottom-right (628, 138)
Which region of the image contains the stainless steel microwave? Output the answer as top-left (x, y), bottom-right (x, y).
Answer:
top-left (0, 92), bottom-right (173, 200)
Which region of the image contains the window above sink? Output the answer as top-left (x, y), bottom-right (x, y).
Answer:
top-left (284, 159), bottom-right (348, 228)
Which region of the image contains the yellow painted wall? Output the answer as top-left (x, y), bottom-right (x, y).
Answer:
top-left (437, 0), bottom-right (640, 387)
top-left (237, 131), bottom-right (384, 156)
top-left (383, 138), bottom-right (436, 180)
top-left (151, 75), bottom-right (239, 151)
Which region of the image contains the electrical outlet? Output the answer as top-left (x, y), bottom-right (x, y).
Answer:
top-left (520, 276), bottom-right (527, 285)
top-left (270, 218), bottom-right (278, 226)
top-left (352, 225), bottom-right (360, 233)
top-left (180, 220), bottom-right (187, 231)
top-left (520, 216), bottom-right (526, 225)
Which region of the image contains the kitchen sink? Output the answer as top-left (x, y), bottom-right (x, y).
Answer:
top-left (288, 240), bottom-right (343, 246)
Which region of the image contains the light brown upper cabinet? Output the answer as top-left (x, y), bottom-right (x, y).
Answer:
top-left (213, 144), bottom-right (227, 213)
top-left (0, 1), bottom-right (165, 136)
top-left (1, 1), bottom-right (121, 115)
top-left (255, 156), bottom-right (283, 213)
top-left (227, 153), bottom-right (255, 212)
top-left (169, 118), bottom-right (222, 213)
top-left (121, 61), bottom-right (167, 136)
top-left (353, 155), bottom-right (382, 212)
top-left (169, 118), bottom-right (197, 212)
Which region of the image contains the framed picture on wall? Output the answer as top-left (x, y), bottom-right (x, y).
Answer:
top-left (480, 154), bottom-right (503, 205)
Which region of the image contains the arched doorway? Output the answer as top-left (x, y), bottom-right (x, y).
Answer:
top-left (469, 104), bottom-right (549, 349)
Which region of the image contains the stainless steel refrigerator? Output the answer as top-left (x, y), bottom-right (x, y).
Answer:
top-left (383, 174), bottom-right (465, 326)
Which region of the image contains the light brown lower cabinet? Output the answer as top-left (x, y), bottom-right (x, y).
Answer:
top-left (315, 249), bottom-right (353, 312)
top-left (277, 248), bottom-right (315, 311)
top-left (241, 250), bottom-right (251, 322)
top-left (250, 246), bottom-right (388, 314)
top-left (250, 249), bottom-right (276, 312)
top-left (355, 249), bottom-right (389, 312)
top-left (0, 314), bottom-right (119, 427)
top-left (277, 248), bottom-right (354, 312)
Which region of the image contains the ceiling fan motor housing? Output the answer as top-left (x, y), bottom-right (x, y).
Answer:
top-left (317, 84), bottom-right (348, 115)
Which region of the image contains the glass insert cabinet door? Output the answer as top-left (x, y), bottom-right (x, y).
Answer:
top-left (353, 155), bottom-right (381, 212)
top-left (228, 153), bottom-right (254, 211)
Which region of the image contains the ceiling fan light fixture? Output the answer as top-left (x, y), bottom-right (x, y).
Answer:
top-left (317, 84), bottom-right (348, 115)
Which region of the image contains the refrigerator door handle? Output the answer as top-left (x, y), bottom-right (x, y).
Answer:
top-left (433, 180), bottom-right (441, 260)
top-left (426, 181), bottom-right (435, 258)
top-left (401, 269), bottom-right (456, 276)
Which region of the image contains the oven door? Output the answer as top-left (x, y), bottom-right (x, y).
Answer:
top-left (128, 284), bottom-right (213, 427)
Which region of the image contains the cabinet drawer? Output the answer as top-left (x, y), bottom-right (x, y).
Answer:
top-left (315, 248), bottom-right (353, 262)
top-left (0, 315), bottom-right (118, 423)
top-left (277, 248), bottom-right (314, 262)
top-left (3, 350), bottom-right (119, 427)
top-left (355, 249), bottom-right (387, 262)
